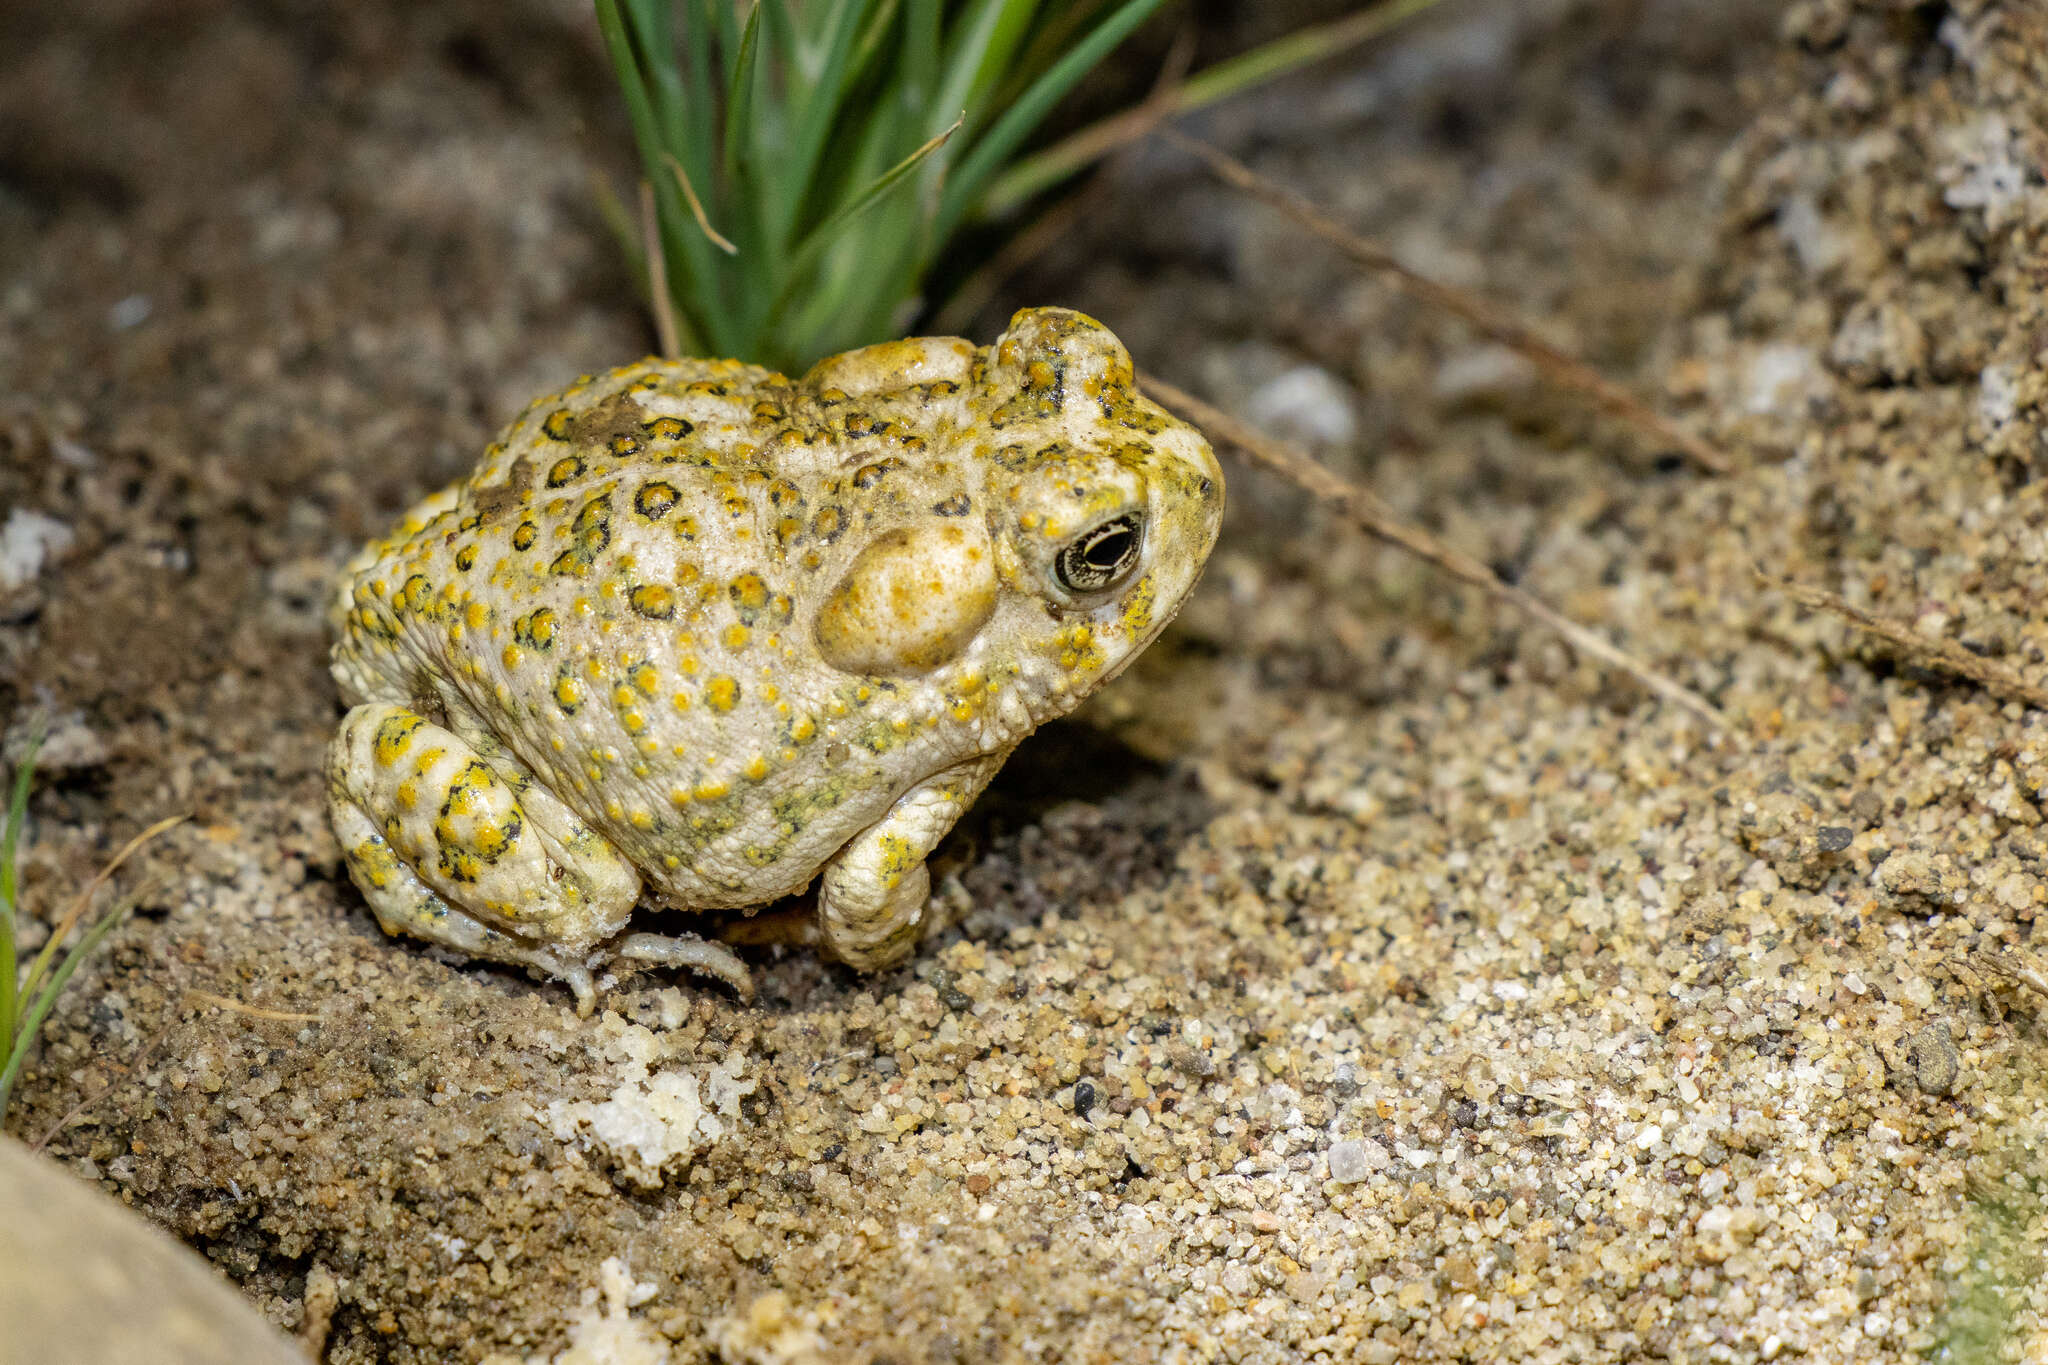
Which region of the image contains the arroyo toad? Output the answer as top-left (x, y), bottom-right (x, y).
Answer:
top-left (326, 307), bottom-right (1222, 1010)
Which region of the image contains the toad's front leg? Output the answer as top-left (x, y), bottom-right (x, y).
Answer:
top-left (326, 702), bottom-right (650, 1012)
top-left (817, 752), bottom-right (1012, 971)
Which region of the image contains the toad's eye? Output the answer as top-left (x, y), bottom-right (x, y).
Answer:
top-left (1054, 512), bottom-right (1144, 594)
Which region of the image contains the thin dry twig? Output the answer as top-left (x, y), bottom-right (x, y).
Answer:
top-left (31, 815), bottom-right (184, 983)
top-left (1161, 130), bottom-right (1731, 477)
top-left (1763, 571), bottom-right (2048, 711)
top-left (1969, 948), bottom-right (2048, 1002)
top-left (640, 179), bottom-right (680, 361)
top-left (183, 988), bottom-right (322, 1023)
top-left (1144, 374), bottom-right (1733, 735)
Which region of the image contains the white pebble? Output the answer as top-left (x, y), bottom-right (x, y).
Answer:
top-left (0, 510), bottom-right (75, 593)
top-left (1327, 1140), bottom-right (1372, 1184)
top-left (1243, 365), bottom-right (1357, 446)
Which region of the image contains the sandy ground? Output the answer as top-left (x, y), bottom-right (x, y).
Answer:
top-left (5, 0), bottom-right (2048, 1360)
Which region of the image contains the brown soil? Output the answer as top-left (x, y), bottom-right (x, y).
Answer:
top-left (4, 0), bottom-right (2047, 1361)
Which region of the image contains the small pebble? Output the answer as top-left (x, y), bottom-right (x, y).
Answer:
top-left (1072, 1081), bottom-right (1096, 1118)
top-left (1906, 1023), bottom-right (1960, 1097)
top-left (1328, 1140), bottom-right (1371, 1185)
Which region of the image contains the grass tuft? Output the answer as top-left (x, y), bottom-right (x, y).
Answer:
top-left (1, 728), bottom-right (183, 1127)
top-left (596, 0), bottom-right (1173, 373)
top-left (597, 1), bottom-right (1451, 373)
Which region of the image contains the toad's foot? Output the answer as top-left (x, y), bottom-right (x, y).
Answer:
top-left (818, 754), bottom-right (1008, 971)
top-left (615, 932), bottom-right (755, 1001)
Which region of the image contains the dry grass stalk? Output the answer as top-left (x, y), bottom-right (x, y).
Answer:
top-left (1143, 374), bottom-right (1732, 735)
top-left (1764, 572), bottom-right (2048, 711)
top-left (1970, 948), bottom-right (2048, 1002)
top-left (183, 988), bottom-right (322, 1023)
top-left (1161, 130), bottom-right (1732, 476)
top-left (641, 179), bottom-right (680, 362)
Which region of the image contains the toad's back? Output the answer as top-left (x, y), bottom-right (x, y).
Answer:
top-left (329, 339), bottom-right (1003, 907)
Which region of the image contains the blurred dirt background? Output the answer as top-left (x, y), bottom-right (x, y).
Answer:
top-left (5, 0), bottom-right (2048, 1360)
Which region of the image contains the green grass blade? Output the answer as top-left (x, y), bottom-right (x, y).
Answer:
top-left (719, 1), bottom-right (765, 189)
top-left (0, 898), bottom-right (130, 1122)
top-left (934, 0), bottom-right (1168, 243)
top-left (768, 117), bottom-right (962, 346)
top-left (0, 730), bottom-right (41, 1066)
top-left (785, 117), bottom-right (962, 276)
top-left (597, 0), bottom-right (729, 350)
top-left (934, 0), bottom-right (1040, 137)
top-left (1178, 0), bottom-right (1445, 109)
top-left (901, 0), bottom-right (940, 116)
top-left (0, 731), bottom-right (35, 914)
top-left (981, 0), bottom-right (1449, 217)
top-left (620, 0), bottom-right (704, 183)
top-left (981, 0), bottom-right (1097, 111)
top-left (770, 0), bottom-right (878, 249)
top-left (849, 0), bottom-right (909, 88)
top-left (706, 0), bottom-right (742, 64)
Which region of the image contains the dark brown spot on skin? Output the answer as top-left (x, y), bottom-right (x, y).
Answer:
top-left (563, 389), bottom-right (659, 452)
top-left (932, 494), bottom-right (971, 517)
top-left (395, 574), bottom-right (434, 617)
top-left (472, 456), bottom-right (537, 519)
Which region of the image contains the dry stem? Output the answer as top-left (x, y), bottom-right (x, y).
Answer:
top-left (1970, 948), bottom-right (2048, 1002)
top-left (1161, 130), bottom-right (1731, 476)
top-left (1144, 375), bottom-right (1733, 736)
top-left (641, 179), bottom-right (680, 361)
top-left (28, 814), bottom-right (183, 990)
top-left (184, 988), bottom-right (323, 1023)
top-left (1762, 571), bottom-right (2048, 711)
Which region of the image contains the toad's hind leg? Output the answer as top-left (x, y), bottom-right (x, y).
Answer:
top-left (326, 702), bottom-right (642, 1012)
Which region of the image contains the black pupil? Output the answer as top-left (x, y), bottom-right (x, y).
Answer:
top-left (1084, 527), bottom-right (1133, 568)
